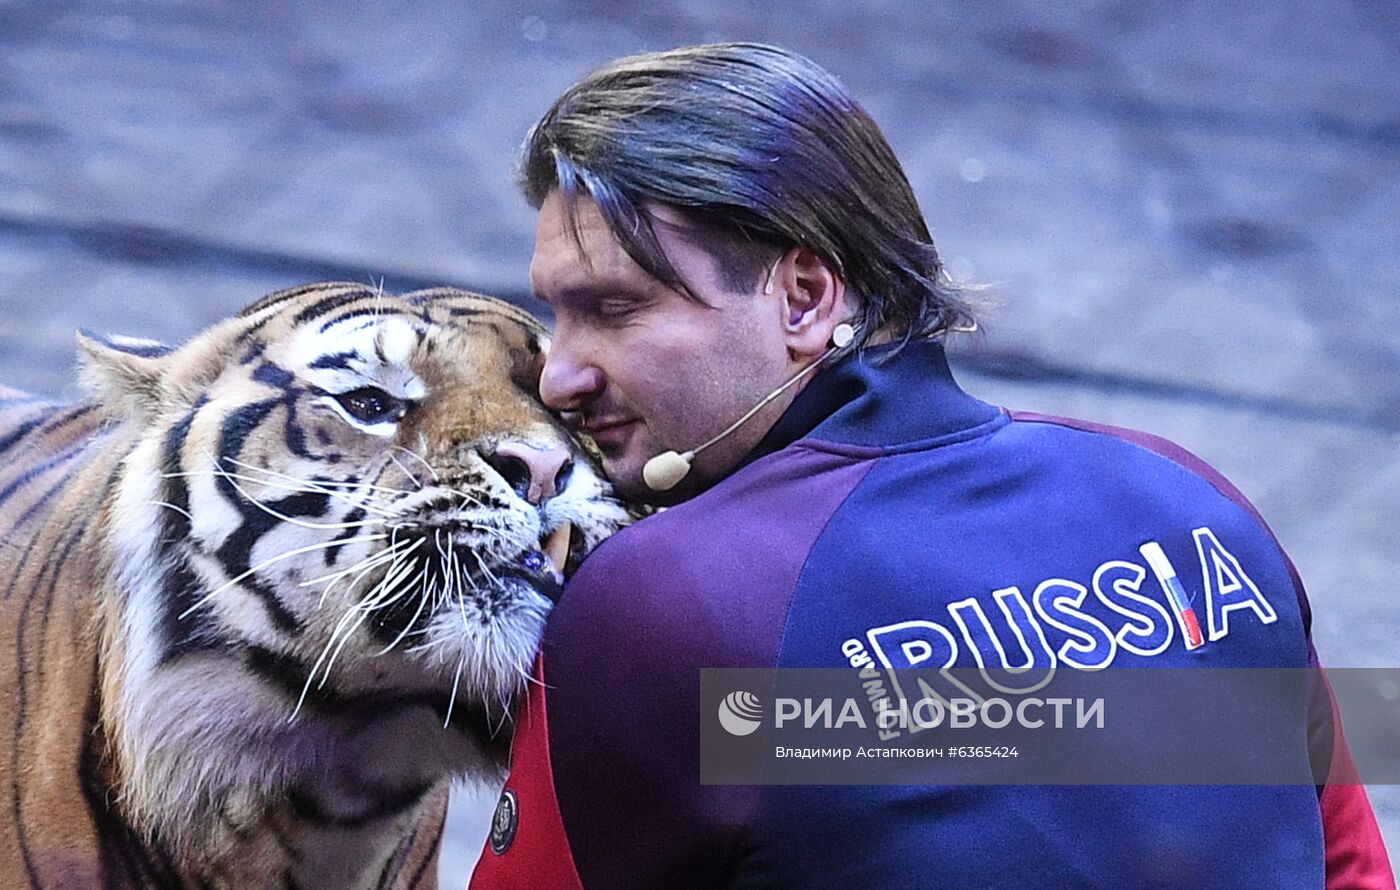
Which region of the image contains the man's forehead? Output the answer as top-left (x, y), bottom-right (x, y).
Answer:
top-left (530, 191), bottom-right (709, 297)
top-left (530, 192), bottom-right (640, 292)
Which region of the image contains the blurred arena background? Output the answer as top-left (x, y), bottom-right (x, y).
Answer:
top-left (1, 0), bottom-right (1395, 878)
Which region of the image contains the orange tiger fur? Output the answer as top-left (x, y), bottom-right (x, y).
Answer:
top-left (0, 283), bottom-right (627, 888)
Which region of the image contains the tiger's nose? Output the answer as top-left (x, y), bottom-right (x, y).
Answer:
top-left (484, 441), bottom-right (574, 505)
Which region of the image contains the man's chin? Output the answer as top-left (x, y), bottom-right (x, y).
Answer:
top-left (600, 458), bottom-right (654, 506)
top-left (608, 460), bottom-right (703, 508)
top-left (595, 450), bottom-right (679, 507)
top-left (592, 429), bottom-right (697, 506)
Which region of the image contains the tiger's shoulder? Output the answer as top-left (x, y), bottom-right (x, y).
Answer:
top-left (0, 385), bottom-right (117, 531)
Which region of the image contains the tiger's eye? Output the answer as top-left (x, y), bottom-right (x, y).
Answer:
top-left (335, 387), bottom-right (405, 424)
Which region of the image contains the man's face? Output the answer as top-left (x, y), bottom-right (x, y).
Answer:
top-left (529, 191), bottom-right (794, 505)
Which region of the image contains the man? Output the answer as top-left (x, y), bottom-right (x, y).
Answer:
top-left (470, 44), bottom-right (1393, 888)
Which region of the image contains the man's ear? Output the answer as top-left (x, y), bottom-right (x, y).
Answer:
top-left (76, 330), bottom-right (176, 419)
top-left (775, 246), bottom-right (848, 360)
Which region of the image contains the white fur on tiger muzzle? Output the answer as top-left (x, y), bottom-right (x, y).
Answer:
top-left (323, 449), bottom-right (623, 716)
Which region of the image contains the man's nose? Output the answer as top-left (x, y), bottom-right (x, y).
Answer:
top-left (538, 344), bottom-right (605, 413)
top-left (484, 441), bottom-right (574, 505)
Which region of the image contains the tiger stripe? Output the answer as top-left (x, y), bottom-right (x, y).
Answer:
top-left (0, 283), bottom-right (629, 887)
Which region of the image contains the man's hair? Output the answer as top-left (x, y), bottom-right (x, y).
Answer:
top-left (520, 42), bottom-right (977, 345)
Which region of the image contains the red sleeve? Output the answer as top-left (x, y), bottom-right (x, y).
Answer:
top-left (1322, 782), bottom-right (1394, 890)
top-left (467, 657), bottom-right (584, 890)
top-left (1315, 669), bottom-right (1395, 890)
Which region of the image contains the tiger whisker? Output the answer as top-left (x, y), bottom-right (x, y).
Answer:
top-left (434, 530), bottom-right (453, 602)
top-left (393, 445), bottom-right (441, 483)
top-left (220, 455), bottom-right (414, 501)
top-left (447, 534), bottom-right (462, 601)
top-left (387, 452), bottom-right (421, 489)
top-left (451, 488), bottom-right (490, 510)
top-left (210, 464), bottom-right (396, 531)
top-left (146, 500), bottom-right (194, 522)
top-left (356, 543), bottom-right (426, 614)
top-left (177, 532), bottom-right (390, 620)
top-left (360, 579), bottom-right (417, 615)
top-left (219, 464), bottom-right (404, 519)
top-left (454, 572), bottom-right (471, 654)
top-left (463, 545), bottom-right (487, 594)
top-left (301, 540), bottom-right (406, 591)
top-left (402, 638), bottom-right (435, 654)
top-left (436, 530), bottom-right (484, 595)
top-left (490, 692), bottom-right (514, 739)
top-left (352, 544), bottom-right (422, 622)
top-left (294, 607), bottom-right (367, 719)
top-left (313, 548), bottom-right (421, 685)
top-left (170, 467), bottom-right (400, 522)
top-left (443, 654), bottom-right (466, 729)
top-left (375, 570), bottom-right (434, 656)
top-left (294, 547), bottom-right (414, 718)
top-left (468, 549), bottom-right (502, 590)
top-left (314, 540), bottom-right (414, 608)
top-left (348, 537), bottom-right (416, 609)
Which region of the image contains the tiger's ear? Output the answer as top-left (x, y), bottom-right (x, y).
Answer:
top-left (76, 330), bottom-right (177, 418)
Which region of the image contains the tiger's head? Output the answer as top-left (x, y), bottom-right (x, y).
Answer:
top-left (78, 283), bottom-right (628, 846)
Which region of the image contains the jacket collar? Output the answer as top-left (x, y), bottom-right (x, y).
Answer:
top-left (741, 338), bottom-right (1004, 465)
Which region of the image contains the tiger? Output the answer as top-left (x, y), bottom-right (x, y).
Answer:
top-left (0, 282), bottom-right (630, 888)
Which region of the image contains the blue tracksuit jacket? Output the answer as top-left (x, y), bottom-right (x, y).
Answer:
top-left (471, 339), bottom-right (1392, 889)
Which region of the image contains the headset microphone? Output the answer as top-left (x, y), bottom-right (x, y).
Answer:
top-left (642, 322), bottom-right (856, 492)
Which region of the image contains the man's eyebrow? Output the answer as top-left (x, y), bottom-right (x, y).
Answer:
top-left (545, 283), bottom-right (643, 304)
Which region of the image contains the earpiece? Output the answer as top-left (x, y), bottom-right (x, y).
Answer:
top-left (642, 321), bottom-right (859, 492)
top-left (763, 256), bottom-right (783, 295)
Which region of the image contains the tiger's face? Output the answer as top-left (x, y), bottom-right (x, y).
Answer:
top-left (82, 284), bottom-right (627, 826)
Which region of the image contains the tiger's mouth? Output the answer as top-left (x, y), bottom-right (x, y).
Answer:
top-left (466, 522), bottom-right (574, 606)
top-left (356, 516), bottom-right (578, 648)
top-left (402, 517), bottom-right (574, 595)
top-left (524, 522), bottom-right (574, 602)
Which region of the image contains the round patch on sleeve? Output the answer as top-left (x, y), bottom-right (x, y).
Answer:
top-left (490, 788), bottom-right (519, 855)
